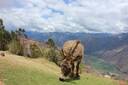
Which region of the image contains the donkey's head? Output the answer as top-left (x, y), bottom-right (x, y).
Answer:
top-left (59, 59), bottom-right (72, 81)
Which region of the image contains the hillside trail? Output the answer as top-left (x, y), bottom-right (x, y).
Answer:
top-left (119, 80), bottom-right (127, 85)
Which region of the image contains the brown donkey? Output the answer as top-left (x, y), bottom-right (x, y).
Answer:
top-left (59, 40), bottom-right (84, 81)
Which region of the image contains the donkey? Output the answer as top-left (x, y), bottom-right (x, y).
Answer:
top-left (59, 40), bottom-right (84, 81)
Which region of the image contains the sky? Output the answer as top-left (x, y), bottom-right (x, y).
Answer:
top-left (0, 0), bottom-right (128, 33)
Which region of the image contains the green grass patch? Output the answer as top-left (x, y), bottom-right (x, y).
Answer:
top-left (0, 54), bottom-right (119, 85)
top-left (1, 67), bottom-right (118, 85)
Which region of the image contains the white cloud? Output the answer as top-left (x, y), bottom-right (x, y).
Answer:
top-left (0, 0), bottom-right (128, 33)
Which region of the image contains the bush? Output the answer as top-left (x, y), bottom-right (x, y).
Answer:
top-left (41, 47), bottom-right (62, 65)
top-left (30, 44), bottom-right (42, 58)
top-left (47, 48), bottom-right (57, 62)
top-left (8, 40), bottom-right (23, 55)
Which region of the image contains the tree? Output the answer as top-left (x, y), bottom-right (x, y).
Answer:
top-left (0, 19), bottom-right (4, 29)
top-left (16, 28), bottom-right (27, 38)
top-left (0, 19), bottom-right (11, 50)
top-left (47, 38), bottom-right (55, 48)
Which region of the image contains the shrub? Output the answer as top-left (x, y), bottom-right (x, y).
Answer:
top-left (8, 40), bottom-right (23, 55)
top-left (30, 44), bottom-right (42, 58)
top-left (41, 47), bottom-right (62, 65)
top-left (47, 48), bottom-right (57, 62)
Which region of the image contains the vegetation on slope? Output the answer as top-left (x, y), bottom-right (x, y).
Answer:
top-left (0, 52), bottom-right (119, 85)
top-left (0, 19), bottom-right (11, 51)
top-left (85, 56), bottom-right (120, 74)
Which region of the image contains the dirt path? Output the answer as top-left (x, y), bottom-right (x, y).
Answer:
top-left (0, 80), bottom-right (3, 85)
top-left (119, 80), bottom-right (127, 85)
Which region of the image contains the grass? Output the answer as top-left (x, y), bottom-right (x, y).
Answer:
top-left (0, 52), bottom-right (119, 85)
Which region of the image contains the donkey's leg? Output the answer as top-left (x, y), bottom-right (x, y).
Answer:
top-left (75, 60), bottom-right (81, 78)
top-left (69, 62), bottom-right (74, 78)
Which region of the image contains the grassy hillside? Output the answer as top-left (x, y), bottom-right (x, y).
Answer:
top-left (0, 52), bottom-right (120, 85)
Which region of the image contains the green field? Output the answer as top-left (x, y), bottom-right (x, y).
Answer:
top-left (0, 52), bottom-right (119, 85)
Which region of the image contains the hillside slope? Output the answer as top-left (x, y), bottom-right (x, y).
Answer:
top-left (101, 45), bottom-right (128, 76)
top-left (85, 56), bottom-right (121, 74)
top-left (0, 51), bottom-right (120, 85)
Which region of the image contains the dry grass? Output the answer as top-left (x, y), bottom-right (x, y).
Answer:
top-left (0, 51), bottom-right (60, 76)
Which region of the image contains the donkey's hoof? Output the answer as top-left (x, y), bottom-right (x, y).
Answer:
top-left (69, 73), bottom-right (74, 78)
top-left (59, 78), bottom-right (65, 81)
top-left (74, 75), bottom-right (80, 80)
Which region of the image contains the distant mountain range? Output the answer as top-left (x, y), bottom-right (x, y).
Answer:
top-left (26, 31), bottom-right (128, 54)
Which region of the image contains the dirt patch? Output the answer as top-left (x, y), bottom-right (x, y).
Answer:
top-left (0, 80), bottom-right (4, 85)
top-left (119, 80), bottom-right (127, 85)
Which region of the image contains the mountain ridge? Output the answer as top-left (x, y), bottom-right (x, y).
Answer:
top-left (26, 31), bottom-right (128, 54)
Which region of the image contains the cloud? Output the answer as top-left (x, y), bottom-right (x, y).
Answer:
top-left (0, 0), bottom-right (27, 8)
top-left (0, 0), bottom-right (128, 33)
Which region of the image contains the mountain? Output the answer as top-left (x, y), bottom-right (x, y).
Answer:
top-left (85, 55), bottom-right (121, 74)
top-left (26, 31), bottom-right (128, 55)
top-left (100, 45), bottom-right (128, 75)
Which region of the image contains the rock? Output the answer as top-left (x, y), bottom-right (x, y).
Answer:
top-left (0, 53), bottom-right (5, 57)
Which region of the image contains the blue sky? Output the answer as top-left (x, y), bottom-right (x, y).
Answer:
top-left (0, 0), bottom-right (128, 33)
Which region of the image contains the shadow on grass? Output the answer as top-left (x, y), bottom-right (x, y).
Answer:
top-left (59, 77), bottom-right (81, 84)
